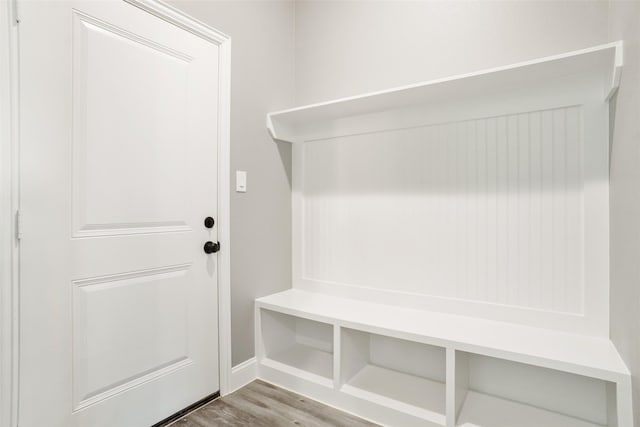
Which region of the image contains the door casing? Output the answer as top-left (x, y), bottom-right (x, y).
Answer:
top-left (0, 1), bottom-right (232, 425)
top-left (1, 1), bottom-right (20, 426)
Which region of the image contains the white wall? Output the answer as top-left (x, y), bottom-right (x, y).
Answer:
top-left (608, 1), bottom-right (640, 425)
top-left (167, 0), bottom-right (295, 366)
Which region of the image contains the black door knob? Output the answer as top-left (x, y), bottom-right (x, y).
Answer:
top-left (204, 217), bottom-right (215, 228)
top-left (204, 241), bottom-right (220, 254)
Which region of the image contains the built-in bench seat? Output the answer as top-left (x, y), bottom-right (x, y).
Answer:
top-left (255, 289), bottom-right (632, 427)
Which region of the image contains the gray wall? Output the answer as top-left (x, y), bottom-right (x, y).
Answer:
top-left (168, 0), bottom-right (295, 366)
top-left (295, 1), bottom-right (608, 105)
top-left (608, 1), bottom-right (640, 425)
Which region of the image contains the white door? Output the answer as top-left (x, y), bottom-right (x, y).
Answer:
top-left (19, 1), bottom-right (222, 425)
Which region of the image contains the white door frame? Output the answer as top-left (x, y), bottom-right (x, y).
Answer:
top-left (1, 1), bottom-right (20, 426)
top-left (0, 1), bottom-right (232, 425)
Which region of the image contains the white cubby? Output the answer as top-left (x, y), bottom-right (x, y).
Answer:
top-left (340, 329), bottom-right (446, 424)
top-left (259, 309), bottom-right (333, 386)
top-left (257, 41), bottom-right (633, 427)
top-left (256, 290), bottom-right (632, 426)
top-left (453, 351), bottom-right (617, 427)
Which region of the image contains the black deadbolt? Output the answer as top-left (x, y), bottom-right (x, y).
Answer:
top-left (204, 241), bottom-right (220, 254)
top-left (204, 216), bottom-right (215, 228)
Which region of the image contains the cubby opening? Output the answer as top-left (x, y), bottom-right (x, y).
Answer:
top-left (455, 352), bottom-right (618, 427)
top-left (340, 328), bottom-right (446, 424)
top-left (260, 309), bottom-right (334, 383)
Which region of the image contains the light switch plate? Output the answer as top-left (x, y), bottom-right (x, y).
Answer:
top-left (236, 170), bottom-right (247, 192)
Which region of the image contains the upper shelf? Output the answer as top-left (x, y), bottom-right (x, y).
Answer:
top-left (267, 42), bottom-right (623, 144)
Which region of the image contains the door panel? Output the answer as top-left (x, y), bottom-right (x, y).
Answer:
top-left (19, 1), bottom-right (221, 426)
top-left (72, 9), bottom-right (192, 237)
top-left (72, 264), bottom-right (191, 410)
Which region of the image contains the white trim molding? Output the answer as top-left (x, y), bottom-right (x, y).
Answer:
top-left (216, 33), bottom-right (233, 397)
top-left (124, 0), bottom-right (229, 45)
top-left (0, 0), bottom-right (20, 426)
top-left (122, 0), bottom-right (233, 397)
top-left (230, 358), bottom-right (258, 394)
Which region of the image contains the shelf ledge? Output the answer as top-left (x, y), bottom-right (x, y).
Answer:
top-left (267, 41), bottom-right (623, 143)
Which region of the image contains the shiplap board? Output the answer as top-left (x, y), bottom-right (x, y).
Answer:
top-left (302, 106), bottom-right (583, 314)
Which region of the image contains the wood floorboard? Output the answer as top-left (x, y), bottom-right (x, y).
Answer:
top-left (170, 380), bottom-right (379, 427)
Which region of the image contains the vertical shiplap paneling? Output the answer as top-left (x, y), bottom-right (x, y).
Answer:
top-left (302, 106), bottom-right (584, 314)
top-left (529, 111), bottom-right (543, 309)
top-left (518, 113), bottom-right (531, 308)
top-left (565, 107), bottom-right (583, 314)
top-left (540, 110), bottom-right (555, 312)
top-left (477, 119), bottom-right (488, 302)
top-left (466, 120), bottom-right (478, 301)
top-left (506, 114), bottom-right (519, 305)
top-left (455, 122), bottom-right (467, 297)
top-left (485, 117), bottom-right (498, 303)
top-left (445, 123), bottom-right (459, 298)
top-left (495, 116), bottom-right (509, 305)
top-left (552, 108), bottom-right (568, 312)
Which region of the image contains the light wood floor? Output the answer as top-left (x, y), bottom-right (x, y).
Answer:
top-left (170, 380), bottom-right (379, 427)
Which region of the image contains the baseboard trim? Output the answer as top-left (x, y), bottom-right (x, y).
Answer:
top-left (229, 357), bottom-right (257, 394)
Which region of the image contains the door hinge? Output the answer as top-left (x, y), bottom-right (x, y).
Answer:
top-left (15, 210), bottom-right (22, 241)
top-left (11, 0), bottom-right (20, 24)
